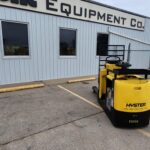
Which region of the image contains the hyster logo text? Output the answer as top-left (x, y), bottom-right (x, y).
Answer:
top-left (0, 0), bottom-right (37, 8)
top-left (126, 103), bottom-right (146, 108)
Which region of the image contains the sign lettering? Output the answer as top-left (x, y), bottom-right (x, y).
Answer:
top-left (126, 103), bottom-right (146, 108)
top-left (0, 0), bottom-right (37, 7)
top-left (0, 0), bottom-right (145, 31)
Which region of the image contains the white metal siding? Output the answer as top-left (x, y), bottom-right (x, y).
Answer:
top-left (0, 7), bottom-right (150, 85)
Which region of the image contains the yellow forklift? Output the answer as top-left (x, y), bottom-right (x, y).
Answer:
top-left (93, 45), bottom-right (150, 128)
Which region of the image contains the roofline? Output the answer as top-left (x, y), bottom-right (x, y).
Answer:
top-left (83, 0), bottom-right (150, 19)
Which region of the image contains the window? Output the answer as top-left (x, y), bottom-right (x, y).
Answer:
top-left (97, 34), bottom-right (109, 56)
top-left (60, 29), bottom-right (76, 56)
top-left (2, 21), bottom-right (29, 56)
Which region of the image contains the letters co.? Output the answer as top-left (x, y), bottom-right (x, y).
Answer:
top-left (0, 0), bottom-right (145, 30)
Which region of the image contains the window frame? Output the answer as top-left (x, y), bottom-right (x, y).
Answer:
top-left (96, 32), bottom-right (110, 57)
top-left (59, 27), bottom-right (77, 59)
top-left (0, 20), bottom-right (31, 59)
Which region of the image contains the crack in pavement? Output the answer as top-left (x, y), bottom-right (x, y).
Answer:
top-left (0, 111), bottom-right (104, 147)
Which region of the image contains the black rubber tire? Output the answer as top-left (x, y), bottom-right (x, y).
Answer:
top-left (96, 88), bottom-right (101, 105)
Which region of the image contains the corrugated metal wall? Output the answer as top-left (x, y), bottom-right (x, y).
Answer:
top-left (0, 7), bottom-right (150, 85)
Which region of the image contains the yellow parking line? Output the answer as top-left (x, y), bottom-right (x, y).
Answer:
top-left (137, 129), bottom-right (150, 138)
top-left (58, 85), bottom-right (150, 138)
top-left (57, 85), bottom-right (102, 110)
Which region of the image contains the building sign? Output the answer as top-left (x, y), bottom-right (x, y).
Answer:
top-left (0, 0), bottom-right (145, 31)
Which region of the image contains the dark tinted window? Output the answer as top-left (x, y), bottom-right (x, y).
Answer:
top-left (60, 29), bottom-right (76, 56)
top-left (97, 34), bottom-right (109, 56)
top-left (2, 21), bottom-right (29, 56)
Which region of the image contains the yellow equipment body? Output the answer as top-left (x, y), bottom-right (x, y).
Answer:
top-left (96, 61), bottom-right (150, 127)
top-left (114, 79), bottom-right (150, 113)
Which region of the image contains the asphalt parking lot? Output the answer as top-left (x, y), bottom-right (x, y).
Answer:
top-left (0, 80), bottom-right (149, 150)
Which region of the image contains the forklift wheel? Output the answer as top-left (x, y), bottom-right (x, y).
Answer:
top-left (92, 86), bottom-right (98, 94)
top-left (96, 92), bottom-right (101, 105)
top-left (92, 86), bottom-right (101, 105)
top-left (97, 97), bottom-right (101, 105)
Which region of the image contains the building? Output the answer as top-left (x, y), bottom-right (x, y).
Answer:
top-left (0, 0), bottom-right (150, 85)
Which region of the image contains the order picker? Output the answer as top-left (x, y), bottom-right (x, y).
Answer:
top-left (93, 45), bottom-right (150, 128)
